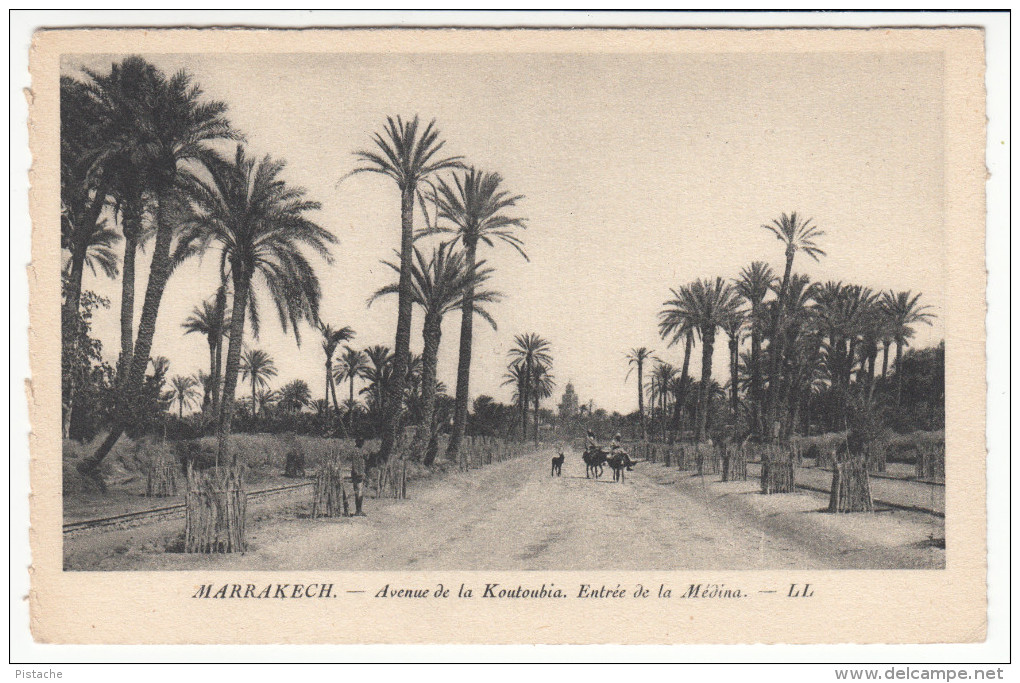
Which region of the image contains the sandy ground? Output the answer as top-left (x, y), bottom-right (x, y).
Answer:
top-left (64, 446), bottom-right (945, 571)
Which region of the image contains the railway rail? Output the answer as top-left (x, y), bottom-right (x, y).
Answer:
top-left (63, 480), bottom-right (314, 535)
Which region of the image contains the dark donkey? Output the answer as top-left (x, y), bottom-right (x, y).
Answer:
top-left (582, 447), bottom-right (608, 479)
top-left (551, 451), bottom-right (565, 477)
top-left (606, 450), bottom-right (635, 483)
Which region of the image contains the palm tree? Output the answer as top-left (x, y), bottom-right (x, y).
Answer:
top-left (659, 294), bottom-right (699, 435)
top-left (278, 380), bottom-right (312, 414)
top-left (318, 322), bottom-right (356, 418)
top-left (661, 279), bottom-right (743, 442)
top-left (337, 346), bottom-right (369, 431)
top-left (647, 360), bottom-right (677, 441)
top-left (168, 375), bottom-right (201, 419)
top-left (507, 333), bottom-right (553, 441)
top-left (735, 261), bottom-right (777, 430)
top-left (760, 212), bottom-right (825, 435)
top-left (181, 297), bottom-right (231, 411)
top-left (255, 388), bottom-right (281, 417)
top-left (625, 347), bottom-right (655, 442)
top-left (60, 74), bottom-right (118, 319)
top-left (428, 168), bottom-right (527, 461)
top-left (529, 363), bottom-right (556, 445)
top-left (881, 290), bottom-right (935, 405)
top-left (502, 361), bottom-right (529, 441)
top-left (240, 348), bottom-right (277, 421)
top-left (352, 115), bottom-right (464, 463)
top-left (370, 242), bottom-right (501, 464)
top-left (721, 310), bottom-right (746, 418)
top-left (80, 61), bottom-right (237, 474)
top-left (179, 144), bottom-right (334, 465)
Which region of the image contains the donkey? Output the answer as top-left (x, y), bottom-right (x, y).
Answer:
top-left (550, 451), bottom-right (565, 477)
top-left (606, 450), bottom-right (634, 483)
top-left (583, 447), bottom-right (607, 479)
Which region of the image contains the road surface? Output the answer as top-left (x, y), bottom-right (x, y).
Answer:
top-left (66, 446), bottom-right (944, 571)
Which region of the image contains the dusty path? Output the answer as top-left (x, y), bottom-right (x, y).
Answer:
top-left (68, 446), bottom-right (944, 571)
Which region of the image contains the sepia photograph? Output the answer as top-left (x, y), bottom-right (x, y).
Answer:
top-left (58, 48), bottom-right (948, 573)
top-left (21, 20), bottom-right (993, 647)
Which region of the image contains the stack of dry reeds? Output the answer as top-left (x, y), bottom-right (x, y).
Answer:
top-left (312, 450), bottom-right (348, 518)
top-left (146, 451), bottom-right (178, 497)
top-left (722, 444), bottom-right (748, 482)
top-left (915, 442), bottom-right (946, 480)
top-left (374, 459), bottom-right (408, 499)
top-left (760, 449), bottom-right (795, 494)
top-left (829, 458), bottom-right (874, 512)
top-left (184, 464), bottom-right (246, 553)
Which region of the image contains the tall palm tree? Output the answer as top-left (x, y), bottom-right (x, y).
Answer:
top-left (530, 363), bottom-right (556, 445)
top-left (318, 322), bottom-right (356, 418)
top-left (428, 168), bottom-right (527, 461)
top-left (881, 290), bottom-right (935, 405)
top-left (507, 333), bottom-right (552, 441)
top-left (659, 293), bottom-right (700, 434)
top-left (81, 57), bottom-right (168, 378)
top-left (80, 62), bottom-right (237, 474)
top-left (502, 361), bottom-right (529, 441)
top-left (661, 279), bottom-right (743, 442)
top-left (721, 311), bottom-right (746, 418)
top-left (371, 242), bottom-right (501, 464)
top-left (180, 145), bottom-right (334, 464)
top-left (760, 212), bottom-right (825, 435)
top-left (60, 74), bottom-right (117, 318)
top-left (352, 115), bottom-right (464, 463)
top-left (336, 346), bottom-right (369, 431)
top-left (735, 261), bottom-right (776, 429)
top-left (240, 348), bottom-right (277, 421)
top-left (181, 297), bottom-right (231, 411)
top-left (648, 360), bottom-right (677, 441)
top-left (625, 347), bottom-right (655, 442)
top-left (168, 375), bottom-right (201, 419)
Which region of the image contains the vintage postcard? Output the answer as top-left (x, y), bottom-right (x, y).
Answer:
top-left (29, 26), bottom-right (986, 644)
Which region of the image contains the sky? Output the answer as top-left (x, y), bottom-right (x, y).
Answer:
top-left (64, 50), bottom-right (946, 415)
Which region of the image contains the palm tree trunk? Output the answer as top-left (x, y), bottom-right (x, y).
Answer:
top-left (764, 247), bottom-right (796, 433)
top-left (729, 335), bottom-right (739, 416)
top-left (679, 330), bottom-right (693, 432)
top-left (380, 185), bottom-right (417, 463)
top-left (323, 361), bottom-right (331, 416)
top-left (533, 394), bottom-right (540, 446)
top-left (637, 361), bottom-right (646, 442)
top-left (78, 189), bottom-right (176, 474)
top-left (447, 240), bottom-right (477, 461)
top-left (210, 279), bottom-right (228, 417)
top-left (420, 317), bottom-right (442, 465)
top-left (203, 339), bottom-right (216, 410)
top-left (218, 271), bottom-right (251, 466)
top-left (750, 307), bottom-right (762, 430)
top-left (118, 227), bottom-right (139, 381)
top-left (881, 341), bottom-right (891, 379)
top-left (895, 341), bottom-right (904, 406)
top-left (696, 327), bottom-right (716, 442)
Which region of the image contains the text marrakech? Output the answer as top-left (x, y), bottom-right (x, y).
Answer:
top-left (191, 583), bottom-right (334, 599)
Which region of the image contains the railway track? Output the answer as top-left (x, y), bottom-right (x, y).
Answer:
top-left (63, 480), bottom-right (314, 535)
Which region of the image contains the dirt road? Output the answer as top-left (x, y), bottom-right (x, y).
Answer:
top-left (67, 445), bottom-right (944, 571)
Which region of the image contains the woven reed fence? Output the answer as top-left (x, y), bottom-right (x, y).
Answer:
top-left (915, 442), bottom-right (946, 481)
top-left (829, 458), bottom-right (874, 512)
top-left (312, 450), bottom-right (349, 518)
top-left (146, 451), bottom-right (178, 497)
top-left (759, 445), bottom-right (796, 494)
top-left (374, 459), bottom-right (408, 499)
top-left (721, 444), bottom-right (748, 482)
top-left (184, 464), bottom-right (246, 553)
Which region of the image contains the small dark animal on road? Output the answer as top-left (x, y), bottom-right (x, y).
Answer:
top-left (551, 451), bottom-right (565, 477)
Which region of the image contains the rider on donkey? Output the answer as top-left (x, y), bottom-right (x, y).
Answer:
top-left (610, 433), bottom-right (635, 471)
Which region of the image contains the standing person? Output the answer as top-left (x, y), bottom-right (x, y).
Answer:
top-left (351, 437), bottom-right (367, 516)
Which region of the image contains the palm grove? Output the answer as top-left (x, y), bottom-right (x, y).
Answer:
top-left (628, 213), bottom-right (941, 454)
top-left (62, 57), bottom-right (550, 479)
